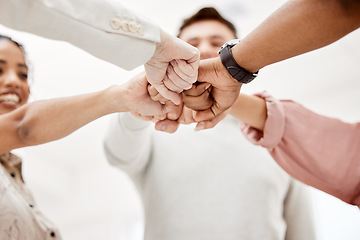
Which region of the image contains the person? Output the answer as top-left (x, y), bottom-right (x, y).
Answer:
top-left (104, 8), bottom-right (315, 240)
top-left (155, 2), bottom-right (360, 207)
top-left (238, 92), bottom-right (360, 208)
top-left (0, 34), bottom-right (175, 239)
top-left (180, 0), bottom-right (360, 123)
top-left (161, 87), bottom-right (360, 208)
top-left (0, 0), bottom-right (200, 104)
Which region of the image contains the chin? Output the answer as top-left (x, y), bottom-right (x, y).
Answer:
top-left (0, 103), bottom-right (20, 114)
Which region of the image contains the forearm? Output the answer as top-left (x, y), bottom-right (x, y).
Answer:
top-left (240, 92), bottom-right (360, 206)
top-left (104, 113), bottom-right (152, 174)
top-left (3, 86), bottom-right (125, 151)
top-left (232, 0), bottom-right (360, 73)
top-left (229, 94), bottom-right (267, 131)
top-left (0, 0), bottom-right (160, 70)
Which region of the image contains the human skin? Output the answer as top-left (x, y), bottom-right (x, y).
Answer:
top-left (139, 20), bottom-right (267, 133)
top-left (0, 39), bottom-right (171, 154)
top-left (145, 29), bottom-right (200, 105)
top-left (193, 0), bottom-right (360, 122)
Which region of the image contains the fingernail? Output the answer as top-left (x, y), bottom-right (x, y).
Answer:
top-left (157, 123), bottom-right (166, 131)
top-left (205, 84), bottom-right (211, 90)
top-left (160, 123), bottom-right (166, 131)
top-left (195, 123), bottom-right (205, 131)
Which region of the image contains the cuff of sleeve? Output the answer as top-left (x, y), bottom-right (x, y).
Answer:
top-left (118, 112), bottom-right (151, 131)
top-left (241, 91), bottom-right (285, 149)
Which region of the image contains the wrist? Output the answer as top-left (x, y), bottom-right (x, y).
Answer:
top-left (152, 29), bottom-right (167, 61)
top-left (213, 56), bottom-right (240, 85)
top-left (105, 85), bottom-right (128, 114)
top-left (218, 39), bottom-right (259, 83)
top-left (231, 43), bottom-right (262, 73)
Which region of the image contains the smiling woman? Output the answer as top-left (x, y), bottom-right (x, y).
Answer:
top-left (0, 34), bottom-right (172, 239)
top-left (0, 34), bottom-right (62, 239)
top-left (0, 36), bottom-right (29, 115)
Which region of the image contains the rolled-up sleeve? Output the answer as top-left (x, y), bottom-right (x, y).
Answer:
top-left (241, 92), bottom-right (360, 207)
top-left (241, 91), bottom-right (285, 149)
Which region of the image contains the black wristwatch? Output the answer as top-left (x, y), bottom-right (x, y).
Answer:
top-left (218, 39), bottom-right (258, 84)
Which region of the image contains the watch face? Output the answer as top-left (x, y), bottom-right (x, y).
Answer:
top-left (219, 39), bottom-right (241, 53)
top-left (226, 39), bottom-right (241, 47)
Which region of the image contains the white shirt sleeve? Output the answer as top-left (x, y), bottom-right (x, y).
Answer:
top-left (283, 179), bottom-right (316, 240)
top-left (103, 112), bottom-right (152, 175)
top-left (0, 0), bottom-right (160, 70)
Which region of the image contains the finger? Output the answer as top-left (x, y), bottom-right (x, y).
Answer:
top-left (166, 64), bottom-right (193, 90)
top-left (161, 99), bottom-right (183, 121)
top-left (153, 114), bottom-right (167, 121)
top-left (155, 119), bottom-right (180, 133)
top-left (166, 103), bottom-right (183, 120)
top-left (194, 101), bottom-right (231, 122)
top-left (178, 107), bottom-right (196, 124)
top-left (183, 82), bottom-right (211, 96)
top-left (139, 114), bottom-right (154, 121)
top-left (148, 85), bottom-right (167, 103)
top-left (194, 108), bottom-right (216, 122)
top-left (182, 90), bottom-right (212, 111)
top-left (194, 112), bottom-right (228, 131)
top-left (131, 112), bottom-right (142, 119)
top-left (163, 75), bottom-right (184, 93)
top-left (151, 82), bottom-right (181, 105)
top-left (170, 59), bottom-right (197, 86)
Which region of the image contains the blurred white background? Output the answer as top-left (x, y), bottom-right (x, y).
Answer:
top-left (1, 0), bottom-right (360, 239)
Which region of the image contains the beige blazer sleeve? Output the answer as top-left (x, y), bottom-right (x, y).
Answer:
top-left (0, 0), bottom-right (160, 70)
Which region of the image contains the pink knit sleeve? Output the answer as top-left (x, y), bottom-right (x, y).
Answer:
top-left (241, 92), bottom-right (360, 207)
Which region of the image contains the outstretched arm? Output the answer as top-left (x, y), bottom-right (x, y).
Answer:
top-left (231, 0), bottom-right (360, 73)
top-left (0, 0), bottom-right (200, 105)
top-left (194, 0), bottom-right (360, 121)
top-left (0, 72), bottom-right (166, 154)
top-left (241, 92), bottom-right (360, 207)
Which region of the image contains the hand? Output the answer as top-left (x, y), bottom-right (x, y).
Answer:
top-left (190, 57), bottom-right (242, 123)
top-left (144, 29), bottom-right (200, 105)
top-left (119, 72), bottom-right (169, 116)
top-left (131, 83), bottom-right (183, 124)
top-left (181, 81), bottom-right (229, 130)
top-left (147, 78), bottom-right (232, 133)
top-left (154, 106), bottom-right (194, 133)
top-left (182, 82), bottom-right (212, 111)
top-left (154, 106), bottom-right (229, 133)
top-left (131, 84), bottom-right (185, 133)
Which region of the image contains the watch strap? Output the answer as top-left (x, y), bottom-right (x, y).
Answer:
top-left (219, 44), bottom-right (257, 84)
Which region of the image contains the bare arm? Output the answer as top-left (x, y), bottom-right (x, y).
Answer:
top-left (229, 94), bottom-right (267, 131)
top-left (196, 0), bottom-right (360, 124)
top-left (0, 73), bottom-right (166, 154)
top-left (232, 0), bottom-right (360, 73)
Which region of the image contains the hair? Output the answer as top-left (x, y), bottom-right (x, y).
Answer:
top-left (178, 7), bottom-right (238, 38)
top-left (0, 35), bottom-right (25, 51)
top-left (0, 34), bottom-right (33, 86)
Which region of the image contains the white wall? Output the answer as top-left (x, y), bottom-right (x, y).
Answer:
top-left (1, 0), bottom-right (360, 239)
